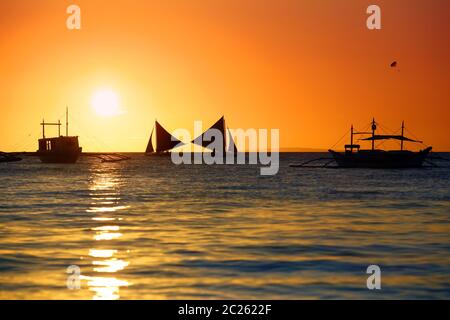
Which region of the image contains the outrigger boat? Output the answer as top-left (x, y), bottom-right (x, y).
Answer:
top-left (36, 108), bottom-right (82, 163)
top-left (328, 119), bottom-right (432, 168)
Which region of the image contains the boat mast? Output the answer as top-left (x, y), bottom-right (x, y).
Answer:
top-left (350, 125), bottom-right (354, 152)
top-left (223, 116), bottom-right (226, 155)
top-left (371, 118), bottom-right (376, 150)
top-left (66, 106), bottom-right (69, 137)
top-left (401, 121), bottom-right (404, 151)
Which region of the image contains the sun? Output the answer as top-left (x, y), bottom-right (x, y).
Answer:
top-left (91, 89), bottom-right (122, 116)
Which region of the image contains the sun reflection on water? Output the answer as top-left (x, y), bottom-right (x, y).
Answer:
top-left (93, 232), bottom-right (123, 241)
top-left (92, 217), bottom-right (122, 222)
top-left (87, 205), bottom-right (129, 213)
top-left (89, 249), bottom-right (117, 258)
top-left (92, 259), bottom-right (129, 273)
top-left (85, 167), bottom-right (130, 300)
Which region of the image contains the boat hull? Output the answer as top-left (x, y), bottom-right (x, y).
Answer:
top-left (37, 149), bottom-right (81, 163)
top-left (37, 136), bottom-right (82, 164)
top-left (328, 147), bottom-right (432, 168)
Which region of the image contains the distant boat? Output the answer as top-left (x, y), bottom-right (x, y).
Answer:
top-left (36, 108), bottom-right (82, 163)
top-left (328, 118), bottom-right (432, 168)
top-left (145, 121), bottom-right (184, 155)
top-left (0, 152), bottom-right (22, 163)
top-left (145, 117), bottom-right (238, 156)
top-left (191, 116), bottom-right (238, 155)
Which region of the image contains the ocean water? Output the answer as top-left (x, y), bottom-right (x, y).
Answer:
top-left (0, 153), bottom-right (449, 300)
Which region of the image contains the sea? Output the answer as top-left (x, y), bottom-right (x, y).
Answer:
top-left (0, 153), bottom-right (449, 299)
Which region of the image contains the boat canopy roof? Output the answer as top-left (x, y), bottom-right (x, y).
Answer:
top-left (360, 135), bottom-right (421, 143)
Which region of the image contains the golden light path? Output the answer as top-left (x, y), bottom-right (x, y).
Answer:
top-left (83, 166), bottom-right (130, 300)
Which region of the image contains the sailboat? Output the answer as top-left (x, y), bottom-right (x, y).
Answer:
top-left (191, 116), bottom-right (238, 155)
top-left (328, 118), bottom-right (432, 168)
top-left (145, 120), bottom-right (184, 155)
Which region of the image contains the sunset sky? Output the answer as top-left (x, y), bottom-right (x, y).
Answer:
top-left (1, 0), bottom-right (449, 152)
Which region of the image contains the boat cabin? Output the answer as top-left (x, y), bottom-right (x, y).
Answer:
top-left (38, 136), bottom-right (80, 153)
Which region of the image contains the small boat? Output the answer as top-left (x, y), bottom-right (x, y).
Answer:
top-left (36, 108), bottom-right (82, 163)
top-left (0, 152), bottom-right (22, 163)
top-left (191, 116), bottom-right (238, 156)
top-left (328, 119), bottom-right (432, 168)
top-left (145, 121), bottom-right (184, 156)
top-left (145, 116), bottom-right (238, 156)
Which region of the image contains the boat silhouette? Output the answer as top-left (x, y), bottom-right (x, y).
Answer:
top-left (191, 116), bottom-right (238, 156)
top-left (145, 120), bottom-right (183, 155)
top-left (36, 108), bottom-right (82, 163)
top-left (328, 118), bottom-right (432, 168)
top-left (145, 116), bottom-right (238, 156)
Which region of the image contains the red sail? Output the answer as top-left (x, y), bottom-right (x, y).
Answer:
top-left (192, 116), bottom-right (226, 151)
top-left (155, 121), bottom-right (183, 153)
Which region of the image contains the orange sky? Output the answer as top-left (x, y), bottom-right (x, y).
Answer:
top-left (1, 0), bottom-right (449, 152)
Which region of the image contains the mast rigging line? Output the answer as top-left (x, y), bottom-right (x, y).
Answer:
top-left (329, 120), bottom-right (372, 150)
top-left (329, 128), bottom-right (349, 150)
top-left (4, 130), bottom-right (38, 152)
top-left (374, 127), bottom-right (401, 149)
top-left (405, 127), bottom-right (429, 148)
top-left (68, 111), bottom-right (116, 152)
